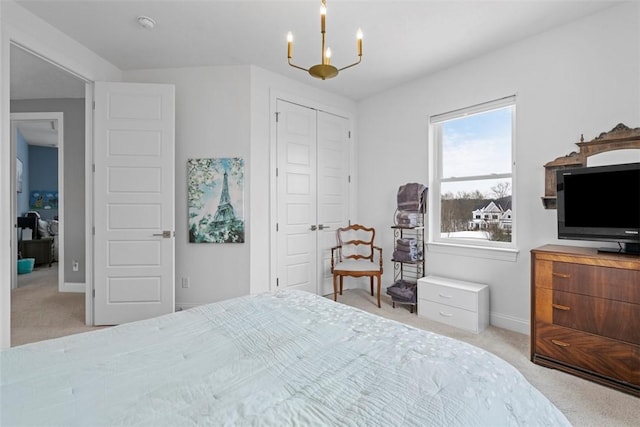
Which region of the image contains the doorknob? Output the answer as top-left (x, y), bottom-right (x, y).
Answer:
top-left (318, 224), bottom-right (330, 230)
top-left (310, 225), bottom-right (317, 231)
top-left (152, 230), bottom-right (173, 238)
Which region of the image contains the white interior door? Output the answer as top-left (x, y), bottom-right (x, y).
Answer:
top-left (276, 99), bottom-right (350, 295)
top-left (276, 100), bottom-right (318, 293)
top-left (93, 82), bottom-right (175, 325)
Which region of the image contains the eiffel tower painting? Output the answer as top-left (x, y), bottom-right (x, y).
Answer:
top-left (187, 157), bottom-right (245, 243)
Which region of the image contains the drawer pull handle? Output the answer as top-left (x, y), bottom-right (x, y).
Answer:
top-left (552, 273), bottom-right (571, 279)
top-left (551, 339), bottom-right (570, 348)
top-left (552, 303), bottom-right (571, 311)
top-left (438, 293), bottom-right (453, 299)
top-left (439, 311), bottom-right (453, 317)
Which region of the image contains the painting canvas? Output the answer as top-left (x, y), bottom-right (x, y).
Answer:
top-left (16, 159), bottom-right (23, 193)
top-left (30, 190), bottom-right (58, 210)
top-left (188, 158), bottom-right (245, 243)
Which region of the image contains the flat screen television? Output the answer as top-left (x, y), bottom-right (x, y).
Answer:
top-left (556, 162), bottom-right (640, 255)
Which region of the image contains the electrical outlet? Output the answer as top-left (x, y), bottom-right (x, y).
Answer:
top-left (181, 277), bottom-right (190, 288)
top-left (72, 260), bottom-right (79, 272)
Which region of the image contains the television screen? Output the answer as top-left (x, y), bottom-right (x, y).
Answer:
top-left (557, 162), bottom-right (640, 253)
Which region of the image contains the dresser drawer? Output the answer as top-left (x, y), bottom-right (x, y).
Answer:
top-left (535, 322), bottom-right (639, 386)
top-left (551, 263), bottom-right (640, 304)
top-left (551, 290), bottom-right (640, 345)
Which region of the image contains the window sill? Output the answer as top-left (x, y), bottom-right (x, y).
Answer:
top-left (427, 242), bottom-right (519, 262)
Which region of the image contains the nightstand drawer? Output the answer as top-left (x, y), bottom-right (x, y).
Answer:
top-left (419, 281), bottom-right (478, 311)
top-left (419, 300), bottom-right (480, 332)
top-left (418, 275), bottom-right (489, 333)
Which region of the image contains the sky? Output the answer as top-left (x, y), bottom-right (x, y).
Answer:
top-left (440, 106), bottom-right (512, 198)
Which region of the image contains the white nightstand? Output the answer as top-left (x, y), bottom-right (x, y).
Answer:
top-left (418, 275), bottom-right (489, 333)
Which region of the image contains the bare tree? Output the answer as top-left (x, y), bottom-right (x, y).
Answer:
top-left (491, 181), bottom-right (511, 199)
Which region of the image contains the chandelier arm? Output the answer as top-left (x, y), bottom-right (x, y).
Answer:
top-left (288, 59), bottom-right (310, 72)
top-left (337, 56), bottom-right (362, 72)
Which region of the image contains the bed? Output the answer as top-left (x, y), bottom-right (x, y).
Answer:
top-left (1, 290), bottom-right (569, 426)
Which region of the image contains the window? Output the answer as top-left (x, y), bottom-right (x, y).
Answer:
top-left (430, 96), bottom-right (515, 248)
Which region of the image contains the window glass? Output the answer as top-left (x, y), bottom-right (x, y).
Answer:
top-left (431, 97), bottom-right (515, 247)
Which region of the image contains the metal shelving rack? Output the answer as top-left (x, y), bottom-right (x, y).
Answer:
top-left (389, 214), bottom-right (425, 313)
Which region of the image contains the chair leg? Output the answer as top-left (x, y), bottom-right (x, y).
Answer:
top-left (376, 274), bottom-right (381, 308)
top-left (333, 274), bottom-right (338, 302)
top-left (369, 277), bottom-right (374, 296)
top-left (340, 276), bottom-right (344, 295)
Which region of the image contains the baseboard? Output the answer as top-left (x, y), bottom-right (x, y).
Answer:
top-left (61, 282), bottom-right (85, 293)
top-left (175, 303), bottom-right (202, 311)
top-left (490, 312), bottom-right (530, 335)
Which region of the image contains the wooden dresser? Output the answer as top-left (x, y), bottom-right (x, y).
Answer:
top-left (531, 245), bottom-right (640, 397)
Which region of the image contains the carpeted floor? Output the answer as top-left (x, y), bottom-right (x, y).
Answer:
top-left (11, 263), bottom-right (105, 346)
top-left (10, 269), bottom-right (639, 425)
top-left (337, 289), bottom-right (639, 427)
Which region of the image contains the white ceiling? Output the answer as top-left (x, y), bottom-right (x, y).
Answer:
top-left (14, 119), bottom-right (59, 147)
top-left (11, 0), bottom-right (620, 101)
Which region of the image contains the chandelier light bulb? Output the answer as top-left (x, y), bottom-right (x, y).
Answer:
top-left (320, 1), bottom-right (326, 33)
top-left (287, 32), bottom-right (293, 58)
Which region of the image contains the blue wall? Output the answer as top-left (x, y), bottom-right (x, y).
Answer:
top-left (28, 145), bottom-right (58, 220)
top-left (16, 130), bottom-right (29, 217)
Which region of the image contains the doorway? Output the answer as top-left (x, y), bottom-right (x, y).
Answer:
top-left (11, 113), bottom-right (64, 293)
top-left (9, 43), bottom-right (87, 345)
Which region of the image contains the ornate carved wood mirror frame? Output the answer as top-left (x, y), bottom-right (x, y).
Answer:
top-left (542, 123), bottom-right (640, 209)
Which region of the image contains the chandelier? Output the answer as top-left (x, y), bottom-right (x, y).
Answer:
top-left (287, 0), bottom-right (362, 80)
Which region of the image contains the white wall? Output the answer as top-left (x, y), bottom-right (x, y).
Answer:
top-left (0, 0), bottom-right (122, 349)
top-left (356, 3), bottom-right (640, 334)
top-left (124, 65), bottom-right (357, 307)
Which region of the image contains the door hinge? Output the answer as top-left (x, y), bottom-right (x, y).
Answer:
top-left (92, 226), bottom-right (95, 235)
top-left (92, 289), bottom-right (95, 298)
top-left (348, 130), bottom-right (351, 138)
top-left (348, 175), bottom-right (351, 183)
top-left (92, 164), bottom-right (95, 173)
top-left (276, 223), bottom-right (279, 232)
top-left (92, 101), bottom-right (96, 110)
top-left (275, 112), bottom-right (280, 122)
top-left (276, 167), bottom-right (278, 177)
top-left (276, 277), bottom-right (279, 287)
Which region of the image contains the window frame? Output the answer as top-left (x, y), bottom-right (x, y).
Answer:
top-left (428, 96), bottom-right (517, 253)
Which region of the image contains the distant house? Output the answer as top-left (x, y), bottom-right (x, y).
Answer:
top-left (468, 201), bottom-right (512, 231)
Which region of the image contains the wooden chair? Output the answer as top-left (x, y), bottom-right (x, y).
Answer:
top-left (331, 224), bottom-right (383, 307)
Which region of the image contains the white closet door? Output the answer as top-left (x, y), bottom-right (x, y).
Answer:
top-left (317, 111), bottom-right (350, 297)
top-left (276, 100), bottom-right (318, 293)
top-left (276, 99), bottom-right (350, 295)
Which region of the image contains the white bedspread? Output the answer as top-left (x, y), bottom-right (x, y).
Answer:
top-left (1, 290), bottom-right (570, 426)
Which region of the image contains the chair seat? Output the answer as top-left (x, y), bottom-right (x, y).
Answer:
top-left (334, 259), bottom-right (382, 273)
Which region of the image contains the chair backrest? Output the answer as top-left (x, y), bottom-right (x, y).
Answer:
top-left (335, 224), bottom-right (376, 262)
